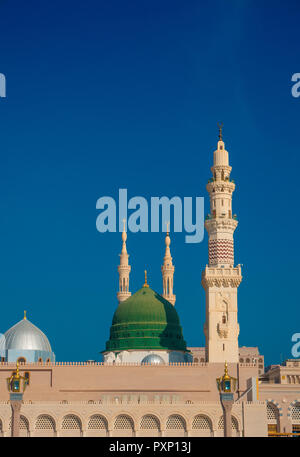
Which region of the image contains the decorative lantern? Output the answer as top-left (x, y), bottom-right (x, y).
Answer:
top-left (216, 361), bottom-right (237, 394)
top-left (7, 362), bottom-right (28, 394)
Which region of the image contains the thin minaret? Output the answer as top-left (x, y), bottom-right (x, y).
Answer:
top-left (117, 220), bottom-right (131, 303)
top-left (201, 125), bottom-right (242, 363)
top-left (161, 223), bottom-right (176, 306)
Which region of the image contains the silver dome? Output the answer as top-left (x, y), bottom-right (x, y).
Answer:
top-left (4, 318), bottom-right (52, 352)
top-left (141, 354), bottom-right (165, 365)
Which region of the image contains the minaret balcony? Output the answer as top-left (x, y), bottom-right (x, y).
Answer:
top-left (205, 217), bottom-right (238, 234)
top-left (201, 265), bottom-right (242, 289)
top-left (206, 180), bottom-right (235, 194)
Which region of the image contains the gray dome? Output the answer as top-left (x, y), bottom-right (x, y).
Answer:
top-left (4, 318), bottom-right (52, 352)
top-left (141, 354), bottom-right (165, 365)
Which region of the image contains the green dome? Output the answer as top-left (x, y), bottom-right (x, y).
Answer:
top-left (104, 286), bottom-right (187, 352)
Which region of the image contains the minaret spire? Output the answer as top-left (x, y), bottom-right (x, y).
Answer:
top-left (117, 219), bottom-right (131, 303)
top-left (201, 127), bottom-right (242, 363)
top-left (161, 222), bottom-right (176, 306)
top-left (217, 122), bottom-right (223, 141)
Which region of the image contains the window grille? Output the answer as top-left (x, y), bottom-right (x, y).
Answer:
top-left (291, 403), bottom-right (300, 421)
top-left (140, 415), bottom-right (160, 430)
top-left (9, 416), bottom-right (29, 430)
top-left (88, 415), bottom-right (108, 430)
top-left (114, 415), bottom-right (134, 430)
top-left (218, 416), bottom-right (239, 430)
top-left (61, 415), bottom-right (81, 430)
top-left (192, 415), bottom-right (211, 430)
top-left (166, 415), bottom-right (185, 430)
top-left (267, 403), bottom-right (278, 422)
top-left (35, 415), bottom-right (55, 430)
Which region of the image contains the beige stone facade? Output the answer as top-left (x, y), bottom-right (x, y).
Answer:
top-left (0, 361), bottom-right (269, 437)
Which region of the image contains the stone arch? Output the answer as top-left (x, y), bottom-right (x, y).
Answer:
top-left (113, 414), bottom-right (134, 437)
top-left (217, 415), bottom-right (240, 437)
top-left (191, 414), bottom-right (213, 437)
top-left (266, 401), bottom-right (280, 435)
top-left (139, 414), bottom-right (160, 437)
top-left (9, 415), bottom-right (30, 437)
top-left (86, 414), bottom-right (108, 437)
top-left (288, 400), bottom-right (300, 433)
top-left (34, 414), bottom-right (56, 437)
top-left (60, 414), bottom-right (82, 437)
top-left (165, 414), bottom-right (186, 437)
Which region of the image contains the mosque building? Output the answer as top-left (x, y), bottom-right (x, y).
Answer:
top-left (0, 130), bottom-right (299, 437)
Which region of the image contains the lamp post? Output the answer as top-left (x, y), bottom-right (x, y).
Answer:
top-left (216, 361), bottom-right (237, 437)
top-left (7, 362), bottom-right (28, 437)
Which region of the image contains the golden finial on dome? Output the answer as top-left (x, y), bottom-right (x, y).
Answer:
top-left (143, 270), bottom-right (149, 288)
top-left (23, 310), bottom-right (27, 320)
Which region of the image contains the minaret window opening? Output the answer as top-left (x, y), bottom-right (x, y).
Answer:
top-left (17, 357), bottom-right (26, 364)
top-left (222, 315), bottom-right (226, 324)
top-left (24, 372), bottom-right (30, 385)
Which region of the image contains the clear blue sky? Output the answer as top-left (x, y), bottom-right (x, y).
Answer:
top-left (0, 0), bottom-right (299, 365)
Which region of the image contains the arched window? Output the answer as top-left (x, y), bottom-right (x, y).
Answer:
top-left (218, 416), bottom-right (240, 436)
top-left (194, 358), bottom-right (199, 363)
top-left (267, 402), bottom-right (279, 436)
top-left (17, 357), bottom-right (26, 364)
top-left (88, 415), bottom-right (108, 430)
top-left (10, 416), bottom-right (30, 437)
top-left (192, 415), bottom-right (212, 429)
top-left (38, 357), bottom-right (43, 363)
top-left (140, 415), bottom-right (160, 431)
top-left (86, 415), bottom-right (108, 436)
top-left (192, 415), bottom-right (212, 436)
top-left (114, 415), bottom-right (134, 430)
top-left (35, 415), bottom-right (56, 437)
top-left (61, 415), bottom-right (82, 437)
top-left (291, 402), bottom-right (300, 434)
top-left (166, 415), bottom-right (186, 433)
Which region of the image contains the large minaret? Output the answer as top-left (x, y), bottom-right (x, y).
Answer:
top-left (201, 125), bottom-right (242, 363)
top-left (117, 220), bottom-right (131, 303)
top-left (161, 225), bottom-right (176, 306)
